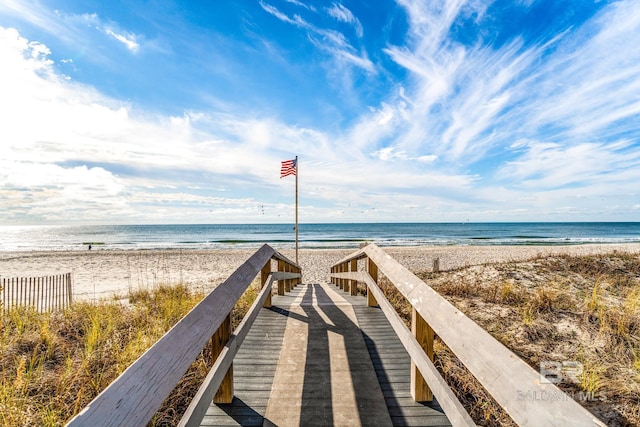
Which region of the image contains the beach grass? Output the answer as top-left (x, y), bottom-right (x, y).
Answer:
top-left (0, 281), bottom-right (260, 427)
top-left (410, 251), bottom-right (640, 426)
top-left (2, 250), bottom-right (639, 426)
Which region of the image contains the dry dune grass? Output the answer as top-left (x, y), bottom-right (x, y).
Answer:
top-left (0, 282), bottom-right (260, 427)
top-left (2, 250), bottom-right (639, 426)
top-left (406, 252), bottom-right (640, 426)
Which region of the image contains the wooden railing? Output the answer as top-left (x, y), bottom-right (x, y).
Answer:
top-left (330, 244), bottom-right (606, 427)
top-left (66, 244), bottom-right (301, 427)
top-left (1, 273), bottom-right (73, 313)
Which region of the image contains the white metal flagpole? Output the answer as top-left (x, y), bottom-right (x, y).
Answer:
top-left (295, 155), bottom-right (299, 264)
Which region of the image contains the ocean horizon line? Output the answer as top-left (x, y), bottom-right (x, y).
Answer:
top-left (3, 220), bottom-right (640, 227)
top-left (0, 222), bottom-right (639, 252)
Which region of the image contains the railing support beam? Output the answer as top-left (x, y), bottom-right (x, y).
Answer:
top-left (277, 260), bottom-right (285, 295)
top-left (350, 259), bottom-right (358, 296)
top-left (212, 313), bottom-right (233, 404)
top-left (367, 258), bottom-right (378, 307)
top-left (411, 308), bottom-right (434, 402)
top-left (261, 262), bottom-right (272, 308)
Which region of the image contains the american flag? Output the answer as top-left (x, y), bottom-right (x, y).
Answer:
top-left (280, 158), bottom-right (297, 178)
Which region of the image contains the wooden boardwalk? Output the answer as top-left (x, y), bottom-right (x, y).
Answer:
top-left (201, 283), bottom-right (450, 427)
top-left (68, 244), bottom-right (606, 427)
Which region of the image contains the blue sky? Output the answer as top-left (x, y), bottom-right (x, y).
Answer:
top-left (1, 0), bottom-right (639, 224)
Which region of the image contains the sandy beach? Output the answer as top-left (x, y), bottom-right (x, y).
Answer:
top-left (1, 243), bottom-right (638, 301)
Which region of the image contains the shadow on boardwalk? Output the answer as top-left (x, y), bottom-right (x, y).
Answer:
top-left (202, 283), bottom-right (450, 427)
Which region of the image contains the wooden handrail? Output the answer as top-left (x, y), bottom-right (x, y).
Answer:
top-left (67, 244), bottom-right (300, 427)
top-left (330, 244), bottom-right (606, 427)
top-left (179, 272), bottom-right (284, 427)
top-left (337, 270), bottom-right (475, 426)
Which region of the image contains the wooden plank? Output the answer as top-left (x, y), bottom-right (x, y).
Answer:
top-left (200, 303), bottom-right (288, 426)
top-left (346, 298), bottom-right (451, 427)
top-left (66, 244), bottom-right (277, 427)
top-left (68, 273), bottom-right (73, 307)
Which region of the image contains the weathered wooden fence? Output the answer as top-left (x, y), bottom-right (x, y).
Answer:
top-left (1, 273), bottom-right (73, 313)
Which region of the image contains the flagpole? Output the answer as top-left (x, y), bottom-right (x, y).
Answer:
top-left (295, 155), bottom-right (299, 264)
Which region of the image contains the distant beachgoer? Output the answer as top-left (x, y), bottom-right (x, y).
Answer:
top-left (88, 244), bottom-right (92, 250)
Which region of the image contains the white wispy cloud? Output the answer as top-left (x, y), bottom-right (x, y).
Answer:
top-left (104, 27), bottom-right (140, 52)
top-left (376, 0), bottom-right (640, 175)
top-left (327, 3), bottom-right (363, 38)
top-left (0, 1), bottom-right (144, 56)
top-left (259, 1), bottom-right (374, 72)
top-left (498, 140), bottom-right (640, 188)
top-left (284, 0), bottom-right (316, 12)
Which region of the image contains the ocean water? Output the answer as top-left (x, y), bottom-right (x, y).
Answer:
top-left (0, 223), bottom-right (639, 252)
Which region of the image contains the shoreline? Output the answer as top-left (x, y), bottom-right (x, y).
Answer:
top-left (1, 243), bottom-right (638, 301)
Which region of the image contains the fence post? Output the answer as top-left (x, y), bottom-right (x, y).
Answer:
top-left (433, 257), bottom-right (440, 273)
top-left (48, 276), bottom-right (53, 311)
top-left (411, 307), bottom-right (434, 402)
top-left (262, 262), bottom-right (272, 308)
top-left (67, 273), bottom-right (73, 308)
top-left (367, 258), bottom-right (378, 307)
top-left (212, 313), bottom-right (234, 403)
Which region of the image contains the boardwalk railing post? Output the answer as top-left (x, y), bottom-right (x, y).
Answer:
top-left (411, 307), bottom-right (434, 402)
top-left (277, 260), bottom-right (285, 295)
top-left (285, 263), bottom-right (291, 292)
top-left (212, 313), bottom-right (234, 404)
top-left (350, 259), bottom-right (358, 296)
top-left (262, 262), bottom-right (272, 308)
top-left (433, 258), bottom-right (440, 273)
top-left (343, 262), bottom-right (350, 293)
top-left (367, 258), bottom-right (378, 307)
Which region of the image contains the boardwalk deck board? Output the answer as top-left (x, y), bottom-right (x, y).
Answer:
top-left (200, 307), bottom-right (288, 427)
top-left (345, 293), bottom-right (451, 427)
top-left (201, 284), bottom-right (452, 427)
